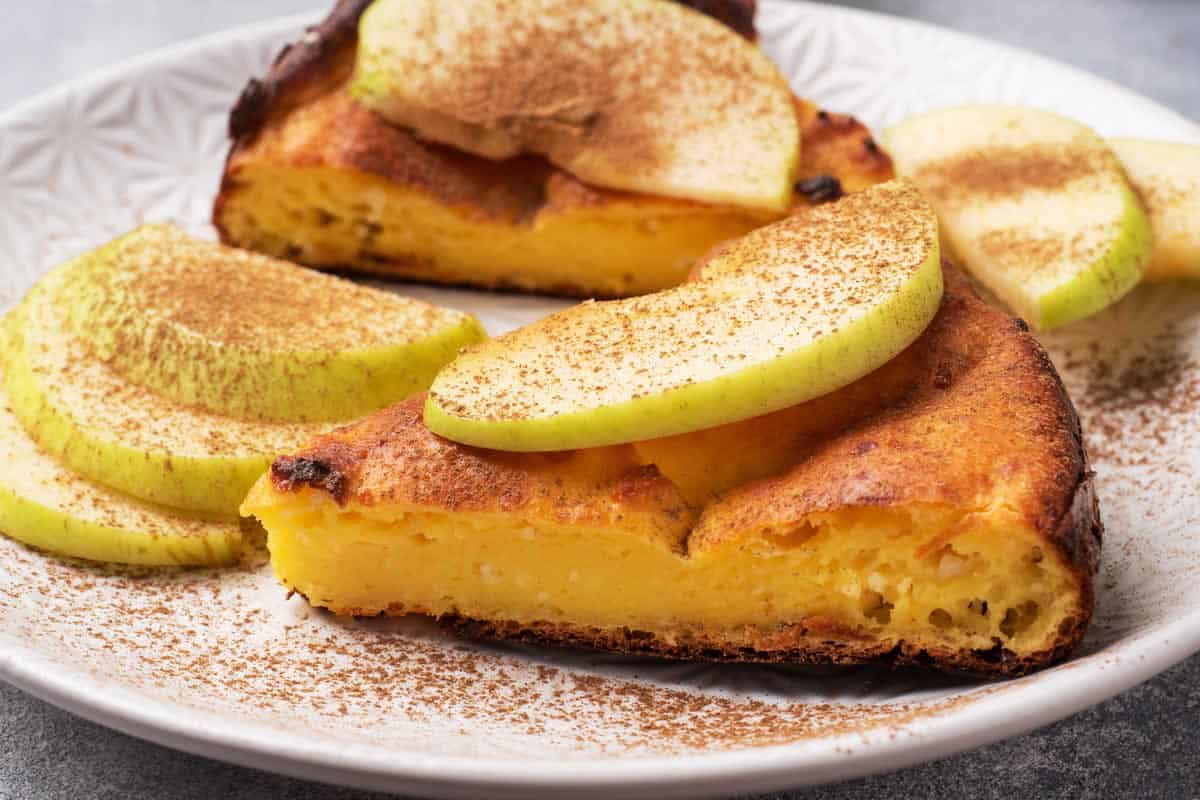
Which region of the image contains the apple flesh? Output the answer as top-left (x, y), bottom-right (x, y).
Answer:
top-left (59, 224), bottom-right (486, 423)
top-left (1108, 138), bottom-right (1200, 281)
top-left (4, 266), bottom-right (328, 516)
top-left (352, 0), bottom-right (800, 212)
top-left (425, 180), bottom-right (942, 451)
top-left (883, 105), bottom-right (1151, 329)
top-left (0, 369), bottom-right (240, 566)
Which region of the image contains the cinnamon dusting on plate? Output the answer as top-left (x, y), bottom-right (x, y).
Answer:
top-left (0, 535), bottom-right (1003, 755)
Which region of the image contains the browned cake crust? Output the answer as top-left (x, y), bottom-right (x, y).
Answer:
top-left (441, 598), bottom-right (1091, 676)
top-left (226, 0), bottom-right (371, 148)
top-left (677, 0), bottom-right (757, 39)
top-left (269, 265), bottom-right (1101, 676)
top-left (793, 99), bottom-right (894, 195)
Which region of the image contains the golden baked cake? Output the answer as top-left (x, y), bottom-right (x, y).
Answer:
top-left (243, 266), bottom-right (1100, 676)
top-left (213, 0), bottom-right (893, 297)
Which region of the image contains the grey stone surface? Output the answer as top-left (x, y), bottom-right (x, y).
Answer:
top-left (1, 2), bottom-right (1198, 798)
top-left (831, 0), bottom-right (1199, 122)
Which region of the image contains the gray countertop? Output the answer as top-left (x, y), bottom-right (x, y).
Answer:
top-left (1, 2), bottom-right (1197, 798)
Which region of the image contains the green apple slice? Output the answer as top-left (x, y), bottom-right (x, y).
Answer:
top-left (0, 371), bottom-right (240, 566)
top-left (4, 267), bottom-right (329, 516)
top-left (883, 105), bottom-right (1152, 329)
top-left (1108, 138), bottom-right (1200, 281)
top-left (58, 224), bottom-right (486, 422)
top-left (352, 0), bottom-right (799, 212)
top-left (425, 180), bottom-right (942, 451)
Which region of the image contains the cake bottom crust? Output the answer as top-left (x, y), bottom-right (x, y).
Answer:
top-left (438, 613), bottom-right (1088, 678)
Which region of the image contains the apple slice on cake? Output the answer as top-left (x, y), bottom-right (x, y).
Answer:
top-left (425, 180), bottom-right (942, 451)
top-left (883, 105), bottom-right (1152, 329)
top-left (352, 0), bottom-right (800, 211)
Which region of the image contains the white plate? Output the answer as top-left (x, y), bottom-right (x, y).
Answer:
top-left (1, 3), bottom-right (1198, 798)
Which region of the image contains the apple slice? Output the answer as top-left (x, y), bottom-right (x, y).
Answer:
top-left (1108, 138), bottom-right (1200, 281)
top-left (4, 268), bottom-right (328, 516)
top-left (883, 105), bottom-right (1152, 329)
top-left (425, 180), bottom-right (942, 451)
top-left (0, 371), bottom-right (240, 566)
top-left (352, 0), bottom-right (799, 212)
top-left (59, 224), bottom-right (485, 422)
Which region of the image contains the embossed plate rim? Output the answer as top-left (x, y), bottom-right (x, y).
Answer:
top-left (1, 2), bottom-right (1198, 797)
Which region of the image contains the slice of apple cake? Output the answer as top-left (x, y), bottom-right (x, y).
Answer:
top-left (244, 266), bottom-right (1100, 676)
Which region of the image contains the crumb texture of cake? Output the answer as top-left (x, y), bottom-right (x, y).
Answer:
top-left (244, 266), bottom-right (1101, 676)
top-left (213, 0), bottom-right (895, 297)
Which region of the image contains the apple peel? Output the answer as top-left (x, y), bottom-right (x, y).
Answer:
top-left (425, 180), bottom-right (943, 451)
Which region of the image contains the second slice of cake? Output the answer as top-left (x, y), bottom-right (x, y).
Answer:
top-left (214, 0), bottom-right (894, 297)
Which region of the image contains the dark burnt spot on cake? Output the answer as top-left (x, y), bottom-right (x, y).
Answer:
top-left (224, 0), bottom-right (372, 148)
top-left (793, 102), bottom-right (895, 191)
top-left (675, 0), bottom-right (758, 40)
top-left (271, 456), bottom-right (349, 504)
top-left (228, 78), bottom-right (271, 141)
top-left (795, 174), bottom-right (844, 203)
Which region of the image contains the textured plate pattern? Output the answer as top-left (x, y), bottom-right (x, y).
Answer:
top-left (0, 2), bottom-right (1198, 797)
